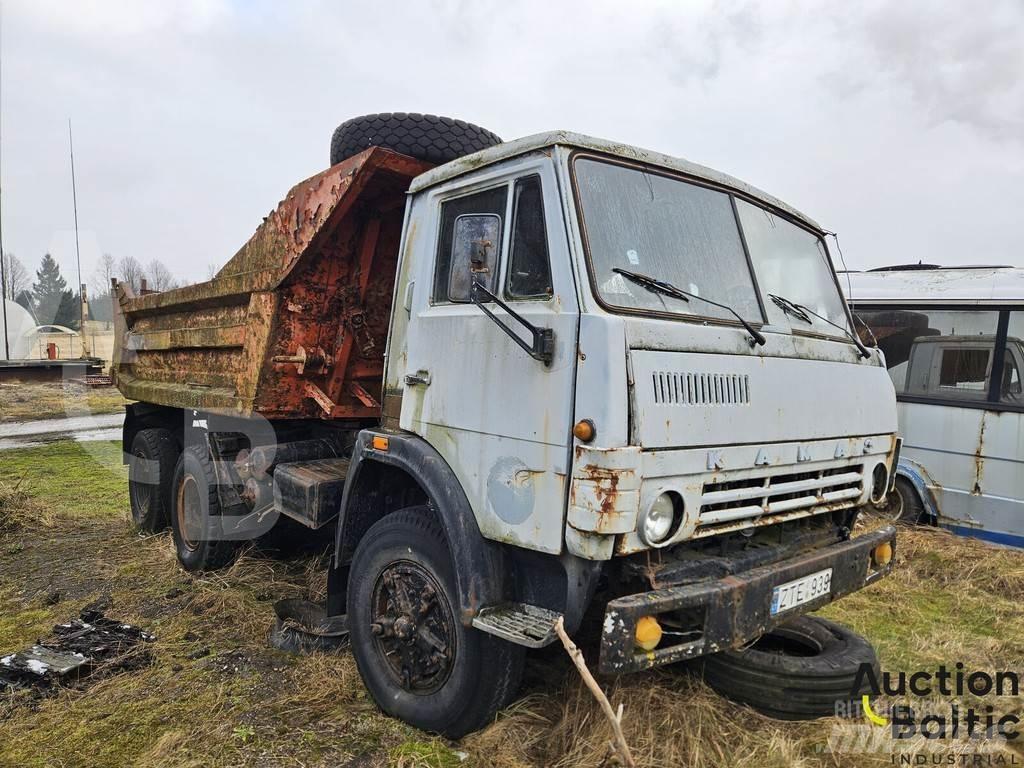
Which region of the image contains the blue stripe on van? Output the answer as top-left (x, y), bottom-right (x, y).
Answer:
top-left (946, 525), bottom-right (1024, 549)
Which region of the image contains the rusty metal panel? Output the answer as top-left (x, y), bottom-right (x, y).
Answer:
top-left (113, 147), bottom-right (433, 418)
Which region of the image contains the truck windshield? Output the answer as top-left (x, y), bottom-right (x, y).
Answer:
top-left (574, 157), bottom-right (850, 338)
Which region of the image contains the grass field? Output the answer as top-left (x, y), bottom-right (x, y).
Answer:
top-left (0, 382), bottom-right (128, 423)
top-left (1, 440), bottom-right (1022, 767)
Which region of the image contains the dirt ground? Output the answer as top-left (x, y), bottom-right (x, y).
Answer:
top-left (1, 440), bottom-right (1023, 767)
top-left (0, 382), bottom-right (128, 423)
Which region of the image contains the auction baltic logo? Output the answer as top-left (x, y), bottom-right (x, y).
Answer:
top-left (845, 661), bottom-right (1022, 764)
top-left (855, 662), bottom-right (1020, 741)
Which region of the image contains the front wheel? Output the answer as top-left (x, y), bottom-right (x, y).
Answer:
top-left (347, 507), bottom-right (524, 738)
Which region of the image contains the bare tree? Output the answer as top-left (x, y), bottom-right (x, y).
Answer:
top-left (146, 259), bottom-right (179, 292)
top-left (1, 253), bottom-right (29, 301)
top-left (91, 253), bottom-right (116, 296)
top-left (206, 263), bottom-right (220, 281)
top-left (117, 255), bottom-right (146, 293)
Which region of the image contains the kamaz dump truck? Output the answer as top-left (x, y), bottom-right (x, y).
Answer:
top-left (113, 113), bottom-right (899, 736)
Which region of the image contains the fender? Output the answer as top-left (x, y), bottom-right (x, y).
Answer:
top-left (330, 429), bottom-right (507, 625)
top-left (895, 457), bottom-right (940, 521)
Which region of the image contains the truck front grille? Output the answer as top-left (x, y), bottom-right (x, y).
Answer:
top-left (695, 464), bottom-right (864, 538)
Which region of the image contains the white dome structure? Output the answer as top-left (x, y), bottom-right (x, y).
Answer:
top-left (0, 299), bottom-right (39, 360)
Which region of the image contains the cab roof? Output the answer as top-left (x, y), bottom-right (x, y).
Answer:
top-left (845, 267), bottom-right (1024, 305)
top-left (408, 131), bottom-right (822, 232)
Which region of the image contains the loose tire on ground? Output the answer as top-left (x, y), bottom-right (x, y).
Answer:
top-left (699, 615), bottom-right (879, 720)
top-left (128, 428), bottom-right (179, 532)
top-left (894, 477), bottom-right (927, 524)
top-left (347, 506), bottom-right (524, 738)
top-left (329, 113), bottom-right (502, 167)
top-left (170, 445), bottom-right (240, 572)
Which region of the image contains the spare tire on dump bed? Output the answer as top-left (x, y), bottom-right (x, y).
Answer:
top-left (330, 112), bottom-right (503, 166)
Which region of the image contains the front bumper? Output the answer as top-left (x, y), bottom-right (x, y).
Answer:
top-left (598, 525), bottom-right (896, 673)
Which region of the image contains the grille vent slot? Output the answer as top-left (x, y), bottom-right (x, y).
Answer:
top-left (651, 371), bottom-right (750, 406)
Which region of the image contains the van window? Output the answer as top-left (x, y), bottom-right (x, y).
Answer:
top-left (938, 348), bottom-right (990, 394)
top-left (434, 186), bottom-right (509, 303)
top-left (507, 176), bottom-right (552, 299)
top-left (1000, 313), bottom-right (1024, 404)
top-left (856, 308), bottom-right (1000, 399)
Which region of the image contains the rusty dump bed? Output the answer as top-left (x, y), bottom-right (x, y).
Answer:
top-left (112, 148), bottom-right (433, 419)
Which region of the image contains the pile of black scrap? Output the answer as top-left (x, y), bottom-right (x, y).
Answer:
top-left (0, 610), bottom-right (154, 691)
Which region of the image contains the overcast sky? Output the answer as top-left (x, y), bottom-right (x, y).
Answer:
top-left (3, 0), bottom-right (1023, 290)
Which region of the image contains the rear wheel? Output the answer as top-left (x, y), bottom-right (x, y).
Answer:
top-left (170, 445), bottom-right (240, 572)
top-left (347, 507), bottom-right (524, 738)
top-left (700, 615), bottom-right (879, 720)
top-left (128, 428), bottom-right (178, 532)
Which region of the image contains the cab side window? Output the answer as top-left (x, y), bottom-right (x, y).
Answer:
top-left (434, 186), bottom-right (508, 303)
top-left (506, 176), bottom-right (553, 299)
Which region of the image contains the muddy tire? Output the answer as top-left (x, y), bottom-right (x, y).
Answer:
top-left (700, 615), bottom-right (878, 720)
top-left (894, 477), bottom-right (926, 524)
top-left (329, 113), bottom-right (502, 167)
top-left (347, 507), bottom-right (524, 738)
top-left (170, 445), bottom-right (240, 572)
top-left (128, 428), bottom-right (179, 532)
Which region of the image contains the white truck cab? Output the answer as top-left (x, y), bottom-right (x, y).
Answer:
top-left (389, 132), bottom-right (898, 565)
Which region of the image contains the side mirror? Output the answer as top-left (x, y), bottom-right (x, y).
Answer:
top-left (449, 214), bottom-right (500, 302)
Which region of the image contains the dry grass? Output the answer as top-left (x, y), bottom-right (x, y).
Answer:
top-left (0, 478), bottom-right (53, 534)
top-left (1, 440), bottom-right (1023, 767)
top-left (0, 381), bottom-right (128, 423)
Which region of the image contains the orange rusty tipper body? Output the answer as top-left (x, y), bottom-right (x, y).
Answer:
top-left (112, 148), bottom-right (433, 420)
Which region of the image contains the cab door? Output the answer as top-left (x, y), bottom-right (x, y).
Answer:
top-left (401, 159), bottom-right (580, 554)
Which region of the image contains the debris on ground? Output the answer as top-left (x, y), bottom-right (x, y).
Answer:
top-left (269, 598), bottom-right (349, 654)
top-left (0, 610), bottom-right (154, 693)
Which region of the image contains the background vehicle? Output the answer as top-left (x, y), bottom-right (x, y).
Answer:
top-left (113, 113), bottom-right (898, 736)
top-left (848, 266), bottom-right (1024, 546)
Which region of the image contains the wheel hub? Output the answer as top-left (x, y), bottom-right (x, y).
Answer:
top-left (176, 475), bottom-right (203, 552)
top-left (369, 561), bottom-right (455, 695)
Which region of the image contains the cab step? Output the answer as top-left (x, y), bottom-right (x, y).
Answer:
top-left (471, 602), bottom-right (562, 648)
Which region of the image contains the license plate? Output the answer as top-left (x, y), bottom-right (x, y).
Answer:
top-left (770, 568), bottom-right (833, 616)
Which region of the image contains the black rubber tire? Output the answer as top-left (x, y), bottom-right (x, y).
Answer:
top-left (329, 113), bottom-right (502, 167)
top-left (170, 445), bottom-right (240, 572)
top-left (347, 507), bottom-right (524, 738)
top-left (894, 476), bottom-right (927, 524)
top-left (127, 428), bottom-right (179, 532)
top-left (700, 615), bottom-right (879, 720)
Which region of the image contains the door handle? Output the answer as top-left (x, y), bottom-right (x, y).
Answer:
top-left (404, 370), bottom-right (431, 387)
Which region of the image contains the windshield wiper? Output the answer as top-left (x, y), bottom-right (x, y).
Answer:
top-left (769, 293), bottom-right (812, 324)
top-left (768, 292), bottom-right (871, 359)
top-left (613, 268), bottom-right (766, 347)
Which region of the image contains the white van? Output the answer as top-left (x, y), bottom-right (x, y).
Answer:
top-left (847, 266), bottom-right (1024, 546)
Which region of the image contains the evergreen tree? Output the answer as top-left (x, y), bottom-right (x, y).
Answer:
top-left (31, 254), bottom-right (78, 328)
top-left (55, 290), bottom-right (81, 330)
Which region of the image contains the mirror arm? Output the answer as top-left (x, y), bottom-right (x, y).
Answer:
top-left (470, 282), bottom-right (555, 366)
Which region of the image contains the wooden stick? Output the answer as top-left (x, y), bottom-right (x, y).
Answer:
top-left (554, 616), bottom-right (636, 768)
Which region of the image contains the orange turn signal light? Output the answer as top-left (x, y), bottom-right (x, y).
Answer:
top-left (371, 435), bottom-right (389, 451)
top-left (635, 615), bottom-right (663, 651)
top-left (872, 541), bottom-right (893, 568)
top-left (573, 419), bottom-right (596, 443)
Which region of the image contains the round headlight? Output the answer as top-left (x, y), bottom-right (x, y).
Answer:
top-left (640, 492), bottom-right (680, 545)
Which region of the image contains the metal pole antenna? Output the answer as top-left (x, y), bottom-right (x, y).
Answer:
top-left (69, 118), bottom-right (85, 356)
top-left (0, 4), bottom-right (9, 360)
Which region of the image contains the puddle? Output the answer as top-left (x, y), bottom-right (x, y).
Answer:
top-left (0, 413), bottom-right (123, 451)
